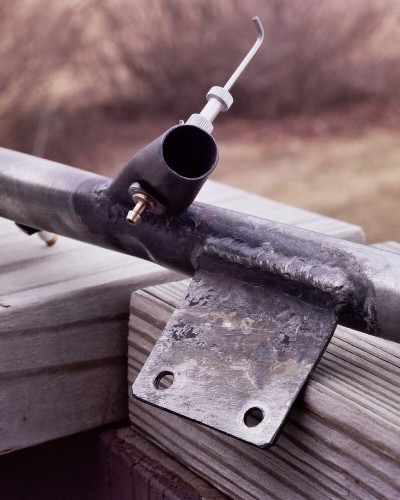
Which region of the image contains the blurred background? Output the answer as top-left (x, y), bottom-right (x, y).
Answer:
top-left (2, 0), bottom-right (400, 242)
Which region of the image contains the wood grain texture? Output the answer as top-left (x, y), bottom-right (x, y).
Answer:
top-left (0, 219), bottom-right (180, 454)
top-left (128, 243), bottom-right (400, 499)
top-left (0, 178), bottom-right (363, 455)
top-left (115, 427), bottom-right (227, 500)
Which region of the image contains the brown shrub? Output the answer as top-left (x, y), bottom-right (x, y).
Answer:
top-left (0, 0), bottom-right (103, 154)
top-left (102, 0), bottom-right (400, 118)
top-left (1, 0), bottom-right (400, 159)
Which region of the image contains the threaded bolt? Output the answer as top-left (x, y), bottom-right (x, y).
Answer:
top-left (126, 192), bottom-right (154, 224)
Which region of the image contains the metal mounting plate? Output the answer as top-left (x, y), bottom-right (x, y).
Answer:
top-left (132, 257), bottom-right (337, 447)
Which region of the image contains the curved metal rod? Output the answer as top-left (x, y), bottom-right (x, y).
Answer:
top-left (223, 16), bottom-right (264, 92)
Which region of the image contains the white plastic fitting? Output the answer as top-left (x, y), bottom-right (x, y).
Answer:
top-left (186, 16), bottom-right (264, 134)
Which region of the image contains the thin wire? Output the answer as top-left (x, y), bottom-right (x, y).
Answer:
top-left (223, 16), bottom-right (264, 92)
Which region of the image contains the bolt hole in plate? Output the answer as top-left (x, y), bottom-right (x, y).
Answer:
top-left (132, 258), bottom-right (337, 447)
top-left (244, 407), bottom-right (264, 428)
top-left (154, 371), bottom-right (174, 390)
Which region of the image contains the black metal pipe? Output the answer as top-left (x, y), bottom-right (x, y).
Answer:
top-left (1, 147), bottom-right (400, 343)
top-left (106, 125), bottom-right (218, 213)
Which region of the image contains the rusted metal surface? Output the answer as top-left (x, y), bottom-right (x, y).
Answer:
top-left (1, 146), bottom-right (400, 446)
top-left (1, 147), bottom-right (400, 341)
top-left (132, 256), bottom-right (337, 446)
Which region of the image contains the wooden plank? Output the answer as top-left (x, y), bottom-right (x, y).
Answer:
top-left (0, 221), bottom-right (181, 454)
top-left (0, 178), bottom-right (363, 454)
top-left (114, 427), bottom-right (227, 500)
top-left (128, 242), bottom-right (400, 500)
top-left (198, 181), bottom-right (365, 242)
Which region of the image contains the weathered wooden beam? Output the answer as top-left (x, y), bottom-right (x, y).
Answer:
top-left (0, 180), bottom-right (363, 455)
top-left (128, 243), bottom-right (400, 499)
top-left (0, 219), bottom-right (180, 454)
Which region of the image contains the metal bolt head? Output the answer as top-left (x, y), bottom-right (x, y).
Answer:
top-left (126, 192), bottom-right (154, 224)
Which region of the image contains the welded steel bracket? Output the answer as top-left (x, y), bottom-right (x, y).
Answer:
top-left (132, 255), bottom-right (338, 447)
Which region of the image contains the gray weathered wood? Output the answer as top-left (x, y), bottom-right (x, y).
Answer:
top-left (0, 222), bottom-right (181, 454)
top-left (0, 179), bottom-right (363, 455)
top-left (128, 242), bottom-right (400, 500)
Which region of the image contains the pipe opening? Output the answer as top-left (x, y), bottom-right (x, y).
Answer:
top-left (163, 125), bottom-right (217, 179)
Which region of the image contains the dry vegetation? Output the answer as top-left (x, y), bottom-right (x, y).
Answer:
top-left (214, 121), bottom-right (400, 242)
top-left (1, 0), bottom-right (400, 241)
top-left (2, 0), bottom-right (400, 155)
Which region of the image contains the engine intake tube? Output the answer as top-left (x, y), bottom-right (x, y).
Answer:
top-left (106, 124), bottom-right (218, 215)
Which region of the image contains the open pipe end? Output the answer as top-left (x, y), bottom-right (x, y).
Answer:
top-left (163, 125), bottom-right (218, 180)
top-left (106, 124), bottom-right (218, 215)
